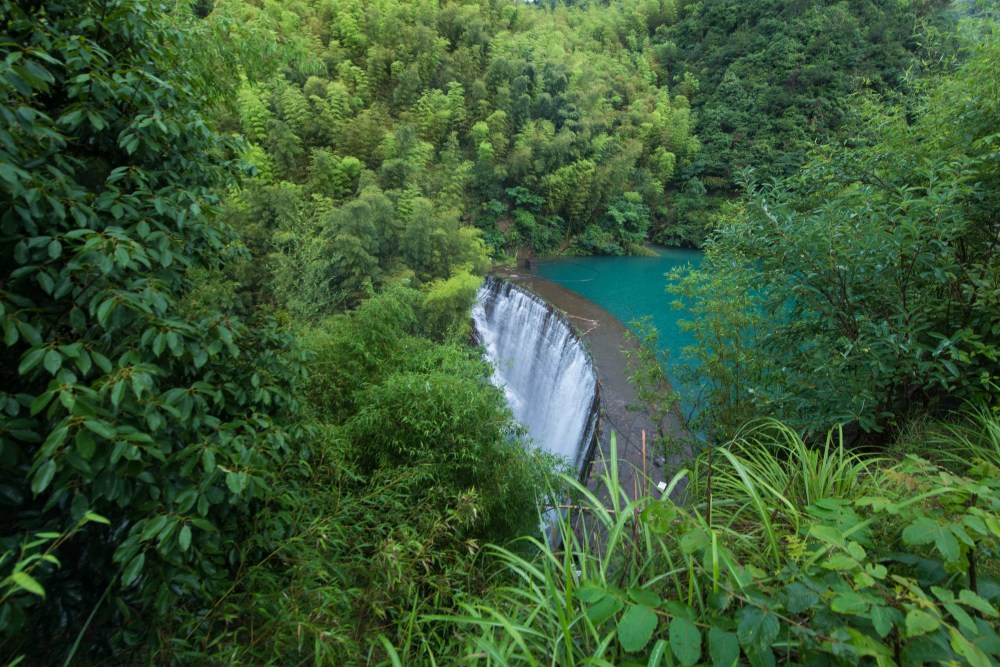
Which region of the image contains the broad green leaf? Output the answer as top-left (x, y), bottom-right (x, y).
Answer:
top-left (628, 587), bottom-right (662, 608)
top-left (39, 424), bottom-right (68, 456)
top-left (934, 531), bottom-right (960, 563)
top-left (931, 586), bottom-right (955, 603)
top-left (708, 626), bottom-right (740, 667)
top-left (783, 583), bottom-right (818, 614)
top-left (17, 321), bottom-right (41, 346)
top-left (958, 590), bottom-right (998, 617)
top-left (708, 590), bottom-right (732, 611)
top-left (75, 430), bottom-right (96, 459)
top-left (679, 527), bottom-right (709, 554)
top-left (226, 471), bottom-right (247, 495)
top-left (178, 524), bottom-right (191, 552)
top-left (122, 553), bottom-right (145, 587)
top-left (587, 595), bottom-right (623, 626)
top-left (830, 591), bottom-right (870, 615)
top-left (944, 602), bottom-right (978, 634)
top-left (669, 615), bottom-right (701, 666)
top-left (201, 448), bottom-right (216, 473)
top-left (84, 419), bottom-right (116, 440)
top-left (43, 349), bottom-right (62, 374)
top-left (31, 460), bottom-right (56, 496)
top-left (949, 627), bottom-right (992, 667)
top-left (809, 524), bottom-right (845, 548)
top-left (902, 517), bottom-right (939, 545)
top-left (870, 604), bottom-right (894, 638)
top-left (30, 390), bottom-right (55, 416)
top-left (3, 317), bottom-right (18, 345)
top-left (111, 380), bottom-right (126, 407)
top-left (576, 580), bottom-right (606, 603)
top-left (822, 553), bottom-right (859, 571)
top-left (18, 348), bottom-right (45, 375)
top-left (618, 604), bottom-right (657, 653)
top-left (737, 607), bottom-right (779, 653)
top-left (905, 609), bottom-right (940, 637)
top-left (11, 572), bottom-right (45, 598)
top-left (140, 515), bottom-right (169, 541)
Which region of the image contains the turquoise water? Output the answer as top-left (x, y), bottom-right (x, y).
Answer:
top-left (537, 248), bottom-right (704, 413)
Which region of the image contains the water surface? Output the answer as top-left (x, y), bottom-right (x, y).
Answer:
top-left (537, 248), bottom-right (704, 410)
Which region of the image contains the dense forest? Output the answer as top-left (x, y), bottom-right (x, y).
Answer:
top-left (1, 0), bottom-right (997, 664)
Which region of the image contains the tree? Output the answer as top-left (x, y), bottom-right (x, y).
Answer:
top-left (671, 26), bottom-right (1000, 439)
top-left (0, 0), bottom-right (304, 656)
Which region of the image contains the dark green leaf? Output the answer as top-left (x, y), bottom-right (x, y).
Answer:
top-left (783, 583), bottom-right (818, 614)
top-left (618, 604), bottom-right (657, 653)
top-left (122, 553), bottom-right (145, 587)
top-left (669, 615), bottom-right (701, 666)
top-left (18, 348), bottom-right (46, 375)
top-left (587, 595), bottom-right (624, 626)
top-left (43, 349), bottom-right (62, 375)
top-left (708, 626), bottom-right (740, 667)
top-left (31, 459), bottom-right (57, 496)
top-left (75, 430), bottom-right (96, 459)
top-left (629, 587), bottom-right (662, 608)
top-left (84, 419), bottom-right (116, 440)
top-left (870, 604), bottom-right (894, 638)
top-left (576, 581), bottom-right (606, 604)
top-left (737, 607), bottom-right (779, 653)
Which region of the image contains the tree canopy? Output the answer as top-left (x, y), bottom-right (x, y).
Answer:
top-left (1, 0), bottom-right (995, 663)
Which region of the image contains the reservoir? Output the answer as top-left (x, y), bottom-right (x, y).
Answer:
top-left (536, 248), bottom-right (704, 408)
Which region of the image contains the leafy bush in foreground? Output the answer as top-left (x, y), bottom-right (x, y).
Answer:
top-left (404, 418), bottom-right (1000, 666)
top-left (0, 0), bottom-right (311, 658)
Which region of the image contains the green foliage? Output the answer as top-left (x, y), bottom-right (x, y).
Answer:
top-left (690, 421), bottom-right (885, 568)
top-left (207, 0), bottom-right (705, 265)
top-left (3, 0), bottom-right (995, 663)
top-left (623, 317), bottom-right (681, 458)
top-left (0, 0), bottom-right (307, 658)
top-left (421, 267), bottom-right (484, 340)
top-left (302, 285), bottom-right (561, 544)
top-left (403, 417), bottom-right (1000, 666)
top-left (660, 0), bottom-right (954, 228)
top-left (669, 244), bottom-right (766, 438)
top-left (670, 26), bottom-right (1000, 438)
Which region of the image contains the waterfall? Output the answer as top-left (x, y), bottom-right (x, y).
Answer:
top-left (472, 277), bottom-right (599, 473)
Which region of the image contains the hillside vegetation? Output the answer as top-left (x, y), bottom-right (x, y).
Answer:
top-left (0, 0), bottom-right (996, 664)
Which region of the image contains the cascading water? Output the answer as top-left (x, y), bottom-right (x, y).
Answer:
top-left (472, 277), bottom-right (599, 473)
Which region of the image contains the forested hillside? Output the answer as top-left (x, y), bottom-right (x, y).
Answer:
top-left (224, 0), bottom-right (701, 281)
top-left (663, 0), bottom-right (953, 183)
top-left (1, 0), bottom-right (997, 664)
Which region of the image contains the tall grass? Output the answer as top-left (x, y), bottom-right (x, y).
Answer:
top-left (392, 424), bottom-right (898, 665)
top-left (158, 413), bottom-right (1000, 665)
top-left (927, 403), bottom-right (1000, 471)
top-left (385, 435), bottom-right (722, 666)
top-left (689, 420), bottom-right (885, 566)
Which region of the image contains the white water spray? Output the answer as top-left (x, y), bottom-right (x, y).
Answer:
top-left (472, 277), bottom-right (599, 472)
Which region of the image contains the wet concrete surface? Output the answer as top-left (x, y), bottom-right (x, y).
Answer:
top-left (494, 268), bottom-right (691, 506)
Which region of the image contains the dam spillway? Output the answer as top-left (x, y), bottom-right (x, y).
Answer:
top-left (472, 277), bottom-right (599, 472)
